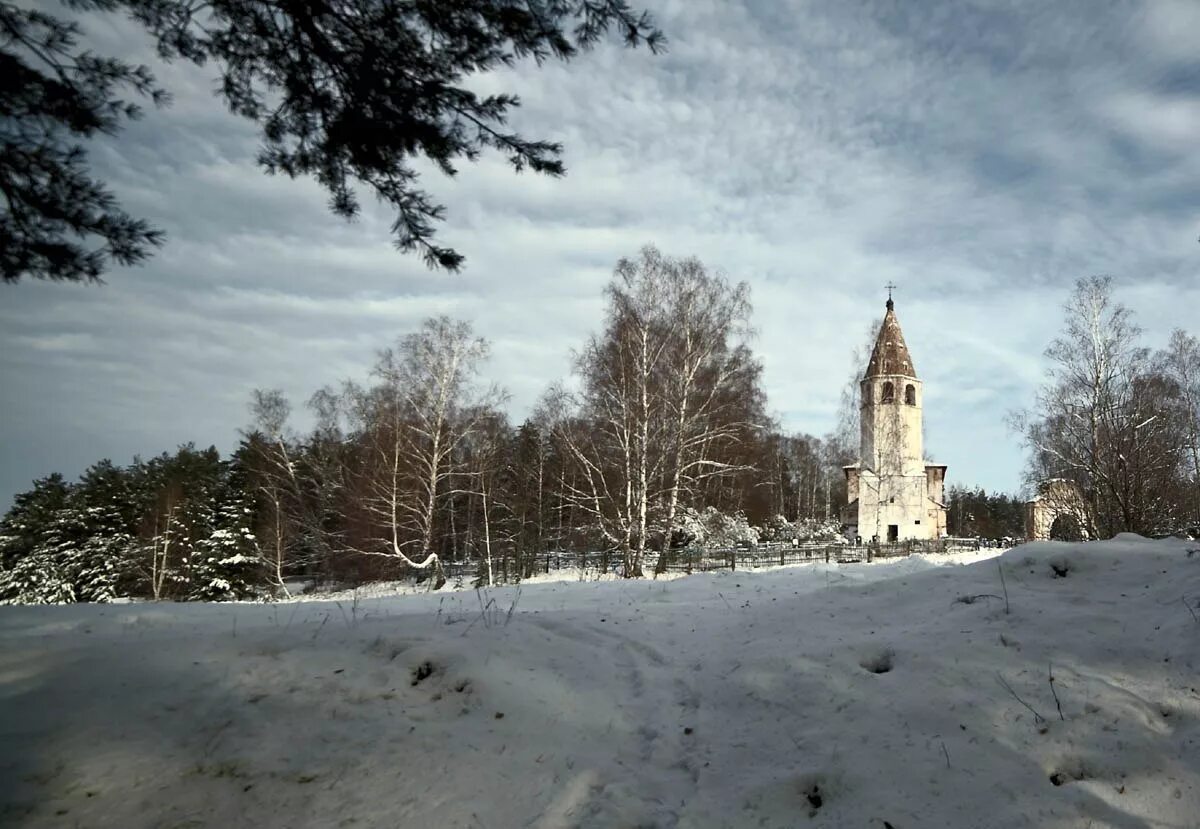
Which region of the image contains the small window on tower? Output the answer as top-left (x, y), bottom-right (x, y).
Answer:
top-left (881, 381), bottom-right (895, 403)
top-left (905, 384), bottom-right (916, 405)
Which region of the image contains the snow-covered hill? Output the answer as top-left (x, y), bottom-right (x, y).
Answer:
top-left (2, 537), bottom-right (1198, 828)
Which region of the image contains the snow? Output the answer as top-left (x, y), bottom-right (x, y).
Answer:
top-left (2, 537), bottom-right (1198, 828)
top-left (290, 549), bottom-right (1004, 602)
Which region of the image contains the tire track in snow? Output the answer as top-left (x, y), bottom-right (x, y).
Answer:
top-left (522, 615), bottom-right (702, 827)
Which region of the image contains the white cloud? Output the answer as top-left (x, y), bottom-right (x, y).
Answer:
top-left (2, 0), bottom-right (1198, 506)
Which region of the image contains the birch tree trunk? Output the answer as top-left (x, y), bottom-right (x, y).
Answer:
top-left (353, 317), bottom-right (501, 589)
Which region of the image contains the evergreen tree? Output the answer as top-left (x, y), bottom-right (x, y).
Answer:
top-left (188, 453), bottom-right (261, 601)
top-left (0, 463), bottom-right (137, 603)
top-left (131, 444), bottom-right (230, 599)
top-left (0, 1), bottom-right (166, 283)
top-left (0, 473), bottom-right (70, 572)
top-left (62, 460), bottom-right (139, 601)
top-left (3, 0), bottom-right (663, 283)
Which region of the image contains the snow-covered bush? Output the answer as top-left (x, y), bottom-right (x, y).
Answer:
top-left (756, 515), bottom-right (845, 544)
top-left (677, 507), bottom-right (758, 549)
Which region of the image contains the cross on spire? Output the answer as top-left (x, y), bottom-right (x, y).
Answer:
top-left (885, 282), bottom-right (897, 310)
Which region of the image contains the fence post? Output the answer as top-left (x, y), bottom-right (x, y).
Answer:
top-left (867, 546), bottom-right (872, 563)
top-left (545, 554), bottom-right (550, 574)
top-left (825, 547), bottom-right (830, 564)
top-left (780, 549), bottom-right (785, 567)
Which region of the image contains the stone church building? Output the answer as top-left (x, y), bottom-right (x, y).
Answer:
top-left (843, 298), bottom-right (948, 542)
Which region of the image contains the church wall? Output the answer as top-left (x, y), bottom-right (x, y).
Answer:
top-left (925, 466), bottom-right (946, 504)
top-left (844, 466), bottom-right (860, 496)
top-left (856, 470), bottom-right (936, 541)
top-left (927, 499), bottom-right (948, 537)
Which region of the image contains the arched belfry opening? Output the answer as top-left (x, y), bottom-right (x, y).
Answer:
top-left (881, 381), bottom-right (894, 403)
top-left (905, 384), bottom-right (916, 405)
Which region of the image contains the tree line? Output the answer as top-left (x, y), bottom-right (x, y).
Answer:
top-left (0, 248), bottom-right (857, 603)
top-left (6, 262), bottom-right (1195, 604)
top-left (944, 487), bottom-right (1026, 541)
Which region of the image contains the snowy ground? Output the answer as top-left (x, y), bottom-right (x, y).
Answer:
top-left (287, 548), bottom-right (1005, 602)
top-left (2, 537), bottom-right (1198, 828)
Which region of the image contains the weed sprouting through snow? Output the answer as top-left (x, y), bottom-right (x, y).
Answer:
top-left (462, 587), bottom-right (522, 636)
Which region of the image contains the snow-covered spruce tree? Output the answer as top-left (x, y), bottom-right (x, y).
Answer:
top-left (0, 463), bottom-right (138, 604)
top-left (0, 473), bottom-right (70, 596)
top-left (0, 546), bottom-right (76, 604)
top-left (187, 456), bottom-right (261, 601)
top-left (131, 444), bottom-right (257, 600)
top-left (0, 474), bottom-right (75, 602)
top-left (0, 447), bottom-right (272, 604)
top-left (758, 513), bottom-right (846, 544)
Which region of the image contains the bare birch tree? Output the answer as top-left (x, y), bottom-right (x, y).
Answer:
top-left (1013, 276), bottom-right (1190, 536)
top-left (652, 255), bottom-right (761, 572)
top-left (242, 389), bottom-right (300, 596)
top-left (460, 410), bottom-right (515, 586)
top-left (143, 479), bottom-right (181, 600)
top-left (552, 247), bottom-right (765, 576)
top-left (353, 317), bottom-right (500, 587)
top-left (1159, 329), bottom-right (1200, 530)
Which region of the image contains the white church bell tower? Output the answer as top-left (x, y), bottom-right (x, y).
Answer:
top-left (844, 296), bottom-right (947, 543)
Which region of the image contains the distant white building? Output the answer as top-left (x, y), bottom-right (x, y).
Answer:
top-left (843, 298), bottom-right (948, 542)
top-left (1024, 479), bottom-right (1090, 541)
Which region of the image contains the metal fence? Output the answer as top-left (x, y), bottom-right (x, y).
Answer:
top-left (439, 537), bottom-right (987, 583)
top-left (653, 536), bottom-right (985, 574)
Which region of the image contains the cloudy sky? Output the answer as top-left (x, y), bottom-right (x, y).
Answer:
top-left (3, 0), bottom-right (1199, 509)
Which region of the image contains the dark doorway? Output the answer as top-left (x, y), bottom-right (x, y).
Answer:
top-left (887, 524), bottom-right (899, 543)
top-left (1049, 514), bottom-right (1083, 542)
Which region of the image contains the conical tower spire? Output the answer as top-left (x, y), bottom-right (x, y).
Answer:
top-left (865, 299), bottom-right (916, 378)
